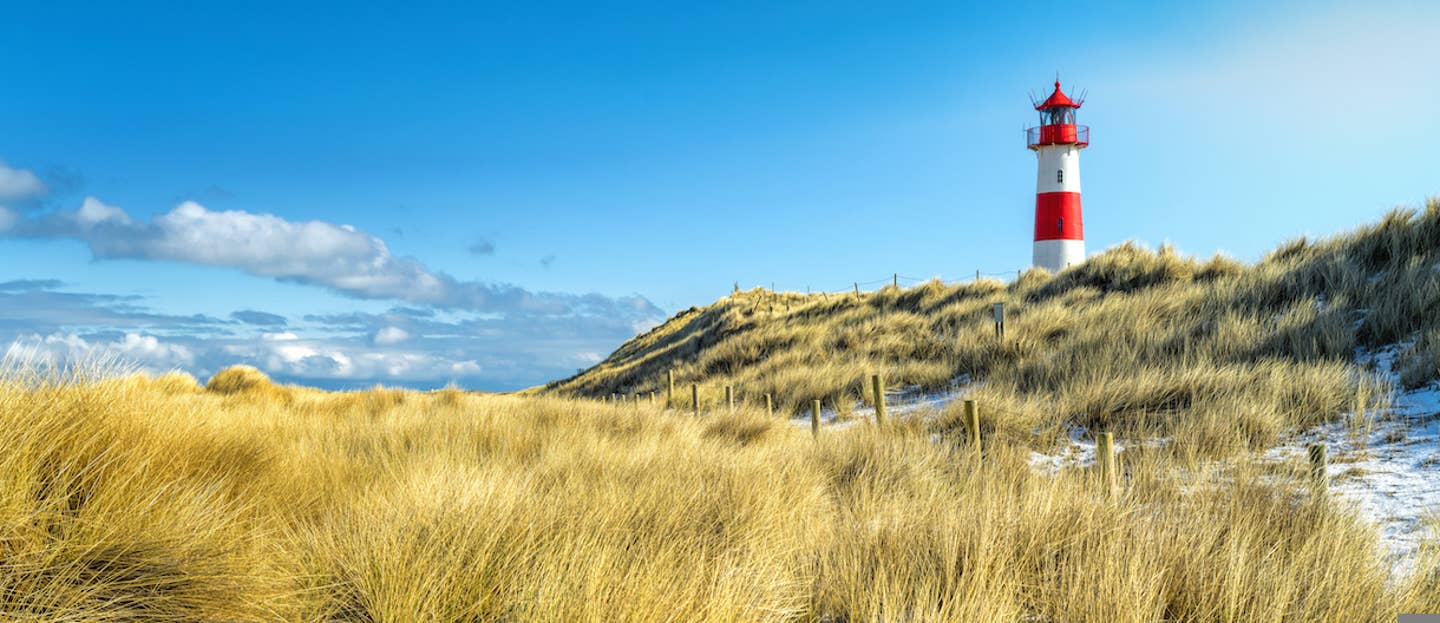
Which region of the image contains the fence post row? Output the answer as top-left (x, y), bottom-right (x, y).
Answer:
top-left (1308, 443), bottom-right (1327, 494)
top-left (963, 399), bottom-right (981, 457)
top-left (621, 384), bottom-right (1150, 497)
top-left (871, 374), bottom-right (886, 426)
top-left (811, 400), bottom-right (821, 438)
top-left (617, 375), bottom-right (1159, 500)
top-left (1097, 432), bottom-right (1116, 496)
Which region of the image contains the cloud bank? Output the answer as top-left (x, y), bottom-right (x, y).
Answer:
top-left (0, 162), bottom-right (46, 201)
top-left (0, 279), bottom-right (640, 390)
top-left (0, 166), bottom-right (665, 389)
top-left (3, 197), bottom-right (659, 321)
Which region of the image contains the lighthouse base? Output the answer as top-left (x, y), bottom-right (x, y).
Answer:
top-left (1033, 239), bottom-right (1085, 274)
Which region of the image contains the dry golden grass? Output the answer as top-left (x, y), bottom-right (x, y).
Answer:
top-left (1, 364), bottom-right (1437, 621)
top-left (550, 199), bottom-right (1440, 455)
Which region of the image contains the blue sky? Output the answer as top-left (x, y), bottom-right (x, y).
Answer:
top-left (0, 0), bottom-right (1434, 390)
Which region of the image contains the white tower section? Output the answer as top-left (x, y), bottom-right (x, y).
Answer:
top-left (1032, 143), bottom-right (1084, 272)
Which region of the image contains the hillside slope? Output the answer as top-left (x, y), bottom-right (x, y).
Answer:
top-left (548, 200), bottom-right (1440, 452)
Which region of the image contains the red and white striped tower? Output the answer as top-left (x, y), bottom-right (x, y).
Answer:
top-left (1027, 79), bottom-right (1089, 272)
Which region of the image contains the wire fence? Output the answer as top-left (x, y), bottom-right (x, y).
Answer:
top-left (597, 384), bottom-right (1335, 495)
top-left (735, 269), bottom-right (1030, 299)
top-left (603, 381), bottom-right (1307, 456)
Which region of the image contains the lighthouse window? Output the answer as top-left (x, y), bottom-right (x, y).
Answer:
top-left (1056, 169), bottom-right (1064, 183)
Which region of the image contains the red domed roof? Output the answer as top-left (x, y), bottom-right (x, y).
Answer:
top-left (1035, 80), bottom-right (1081, 110)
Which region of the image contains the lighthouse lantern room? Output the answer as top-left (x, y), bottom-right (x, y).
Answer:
top-left (1027, 79), bottom-right (1089, 273)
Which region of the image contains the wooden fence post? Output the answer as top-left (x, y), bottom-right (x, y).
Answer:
top-left (692, 384), bottom-right (700, 416)
top-left (667, 370), bottom-right (675, 408)
top-left (811, 400), bottom-right (821, 437)
top-left (764, 393), bottom-right (774, 417)
top-left (871, 374), bottom-right (886, 426)
top-left (854, 282), bottom-right (860, 302)
top-left (725, 386), bottom-right (735, 412)
top-left (963, 399), bottom-right (981, 456)
top-left (1308, 444), bottom-right (1327, 494)
top-left (649, 391), bottom-right (656, 406)
top-left (893, 273), bottom-right (898, 289)
top-left (1098, 432), bottom-right (1117, 496)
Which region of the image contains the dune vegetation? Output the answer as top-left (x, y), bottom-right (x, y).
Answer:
top-left (4, 200), bottom-right (1440, 620)
top-left (3, 365), bottom-right (1439, 621)
top-left (550, 200), bottom-right (1440, 455)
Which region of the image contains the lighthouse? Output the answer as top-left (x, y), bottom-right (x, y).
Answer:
top-left (1027, 79), bottom-right (1089, 273)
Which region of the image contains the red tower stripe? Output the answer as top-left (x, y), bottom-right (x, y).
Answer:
top-left (1034, 192), bottom-right (1083, 241)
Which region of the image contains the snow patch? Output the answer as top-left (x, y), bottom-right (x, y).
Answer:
top-left (1265, 342), bottom-right (1440, 572)
top-left (789, 375), bottom-right (976, 429)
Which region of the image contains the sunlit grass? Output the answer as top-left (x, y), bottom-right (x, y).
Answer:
top-left (552, 200), bottom-right (1440, 455)
top-left (2, 367), bottom-right (1436, 620)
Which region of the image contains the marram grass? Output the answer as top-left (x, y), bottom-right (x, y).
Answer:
top-left (551, 200), bottom-right (1440, 455)
top-left (0, 365), bottom-right (1436, 621)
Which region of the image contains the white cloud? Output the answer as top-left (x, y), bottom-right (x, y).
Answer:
top-left (75, 196), bottom-right (132, 227)
top-left (9, 197), bottom-right (663, 322)
top-left (450, 361), bottom-right (482, 375)
top-left (0, 162), bottom-right (45, 201)
top-left (7, 331), bottom-right (194, 372)
top-left (81, 200), bottom-right (450, 304)
top-left (222, 333), bottom-right (482, 383)
top-left (114, 333), bottom-right (193, 365)
top-left (572, 351), bottom-right (604, 365)
top-left (373, 326), bottom-right (409, 345)
top-left (0, 280), bottom-right (645, 391)
top-left (0, 179), bottom-right (664, 390)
